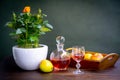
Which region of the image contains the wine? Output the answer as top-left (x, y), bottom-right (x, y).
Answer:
top-left (51, 57), bottom-right (70, 70)
top-left (72, 54), bottom-right (84, 62)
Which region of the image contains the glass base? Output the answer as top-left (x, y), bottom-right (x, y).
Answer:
top-left (54, 67), bottom-right (67, 71)
top-left (73, 69), bottom-right (84, 74)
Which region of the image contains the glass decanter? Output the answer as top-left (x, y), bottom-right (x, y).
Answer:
top-left (50, 36), bottom-right (70, 71)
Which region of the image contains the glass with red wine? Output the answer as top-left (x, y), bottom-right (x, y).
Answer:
top-left (71, 46), bottom-right (85, 74)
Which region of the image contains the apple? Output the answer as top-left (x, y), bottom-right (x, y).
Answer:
top-left (84, 53), bottom-right (92, 60)
top-left (91, 53), bottom-right (103, 61)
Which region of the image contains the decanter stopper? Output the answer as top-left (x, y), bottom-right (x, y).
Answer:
top-left (56, 36), bottom-right (65, 44)
top-left (56, 36), bottom-right (65, 52)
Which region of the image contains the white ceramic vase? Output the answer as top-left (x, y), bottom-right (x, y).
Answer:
top-left (12, 44), bottom-right (48, 70)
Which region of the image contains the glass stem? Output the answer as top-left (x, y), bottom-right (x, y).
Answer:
top-left (76, 62), bottom-right (81, 71)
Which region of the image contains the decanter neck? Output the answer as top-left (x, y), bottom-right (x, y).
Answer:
top-left (56, 44), bottom-right (64, 52)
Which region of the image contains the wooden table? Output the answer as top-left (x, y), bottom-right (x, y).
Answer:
top-left (0, 55), bottom-right (120, 80)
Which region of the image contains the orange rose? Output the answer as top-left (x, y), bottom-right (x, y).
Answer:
top-left (23, 6), bottom-right (30, 13)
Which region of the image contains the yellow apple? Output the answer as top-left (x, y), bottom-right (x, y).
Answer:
top-left (84, 53), bottom-right (92, 60)
top-left (91, 53), bottom-right (103, 61)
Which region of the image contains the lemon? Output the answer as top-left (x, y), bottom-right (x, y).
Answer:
top-left (39, 59), bottom-right (53, 72)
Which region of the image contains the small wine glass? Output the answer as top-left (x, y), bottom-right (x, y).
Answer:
top-left (71, 46), bottom-right (85, 74)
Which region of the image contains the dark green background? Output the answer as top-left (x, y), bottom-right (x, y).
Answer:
top-left (0, 0), bottom-right (120, 61)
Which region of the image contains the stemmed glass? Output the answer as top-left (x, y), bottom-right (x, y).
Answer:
top-left (71, 46), bottom-right (85, 74)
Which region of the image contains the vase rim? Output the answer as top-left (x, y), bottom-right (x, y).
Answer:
top-left (13, 44), bottom-right (48, 49)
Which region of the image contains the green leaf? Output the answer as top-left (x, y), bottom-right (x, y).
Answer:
top-left (43, 20), bottom-right (48, 25)
top-left (40, 27), bottom-right (51, 32)
top-left (13, 12), bottom-right (16, 21)
top-left (37, 24), bottom-right (42, 29)
top-left (45, 23), bottom-right (53, 29)
top-left (9, 32), bottom-right (16, 36)
top-left (39, 32), bottom-right (45, 35)
top-left (6, 22), bottom-right (13, 28)
top-left (42, 14), bottom-right (47, 17)
top-left (21, 28), bottom-right (26, 32)
top-left (38, 9), bottom-right (42, 14)
top-left (16, 28), bottom-right (26, 34)
top-left (29, 36), bottom-right (38, 42)
top-left (16, 28), bottom-right (22, 34)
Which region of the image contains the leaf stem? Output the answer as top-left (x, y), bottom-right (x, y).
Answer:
top-left (25, 23), bottom-right (28, 48)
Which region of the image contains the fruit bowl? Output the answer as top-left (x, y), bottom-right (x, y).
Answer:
top-left (69, 51), bottom-right (119, 70)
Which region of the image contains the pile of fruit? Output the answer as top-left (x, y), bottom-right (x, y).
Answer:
top-left (84, 52), bottom-right (104, 61)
